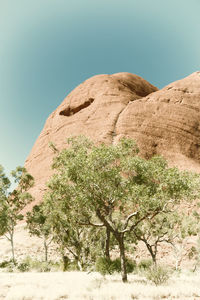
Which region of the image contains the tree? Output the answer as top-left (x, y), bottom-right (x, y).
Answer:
top-left (0, 165), bottom-right (10, 236)
top-left (0, 166), bottom-right (34, 263)
top-left (26, 203), bottom-right (52, 262)
top-left (43, 188), bottom-right (106, 271)
top-left (133, 211), bottom-right (192, 265)
top-left (133, 213), bottom-right (174, 265)
top-left (45, 136), bottom-right (199, 282)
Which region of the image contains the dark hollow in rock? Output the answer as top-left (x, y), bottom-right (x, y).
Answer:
top-left (59, 98), bottom-right (95, 116)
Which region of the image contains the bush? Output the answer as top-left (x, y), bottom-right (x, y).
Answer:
top-left (0, 260), bottom-right (16, 272)
top-left (144, 265), bottom-right (170, 286)
top-left (16, 256), bottom-right (62, 273)
top-left (96, 257), bottom-right (136, 275)
top-left (17, 262), bottom-right (30, 272)
top-left (126, 258), bottom-right (137, 273)
top-left (0, 260), bottom-right (13, 268)
top-left (17, 256), bottom-right (32, 272)
top-left (138, 259), bottom-right (152, 270)
top-left (96, 257), bottom-right (114, 275)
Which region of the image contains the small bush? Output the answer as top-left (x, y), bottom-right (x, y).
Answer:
top-left (96, 257), bottom-right (114, 275)
top-left (38, 262), bottom-right (51, 272)
top-left (0, 260), bottom-right (16, 272)
top-left (96, 257), bottom-right (136, 275)
top-left (0, 260), bottom-right (13, 268)
top-left (17, 256), bottom-right (32, 272)
top-left (188, 246), bottom-right (198, 260)
top-left (17, 262), bottom-right (30, 272)
top-left (138, 259), bottom-right (152, 270)
top-left (145, 265), bottom-right (170, 286)
top-left (16, 256), bottom-right (62, 273)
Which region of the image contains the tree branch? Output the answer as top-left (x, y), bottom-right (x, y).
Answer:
top-left (4, 234), bottom-right (11, 241)
top-left (123, 211), bottom-right (139, 230)
top-left (78, 221), bottom-right (104, 227)
top-left (96, 209), bottom-right (115, 234)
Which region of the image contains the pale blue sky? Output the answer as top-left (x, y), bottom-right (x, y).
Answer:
top-left (0, 0), bottom-right (199, 175)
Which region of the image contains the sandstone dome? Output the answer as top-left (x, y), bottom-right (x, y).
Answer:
top-left (25, 71), bottom-right (200, 203)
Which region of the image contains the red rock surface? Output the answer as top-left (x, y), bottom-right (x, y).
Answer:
top-left (25, 72), bottom-right (200, 203)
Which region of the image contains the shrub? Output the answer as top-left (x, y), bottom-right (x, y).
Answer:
top-left (16, 256), bottom-right (62, 273)
top-left (96, 257), bottom-right (136, 275)
top-left (126, 258), bottom-right (137, 273)
top-left (144, 265), bottom-right (170, 286)
top-left (0, 260), bottom-right (16, 272)
top-left (138, 259), bottom-right (152, 270)
top-left (17, 262), bottom-right (30, 272)
top-left (96, 257), bottom-right (114, 275)
top-left (17, 256), bottom-right (32, 272)
top-left (188, 246), bottom-right (198, 260)
top-left (0, 260), bottom-right (13, 268)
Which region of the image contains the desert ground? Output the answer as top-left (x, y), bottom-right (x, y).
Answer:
top-left (1, 225), bottom-right (200, 299)
top-left (1, 270), bottom-right (200, 299)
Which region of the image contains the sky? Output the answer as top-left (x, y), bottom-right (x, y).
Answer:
top-left (0, 0), bottom-right (199, 176)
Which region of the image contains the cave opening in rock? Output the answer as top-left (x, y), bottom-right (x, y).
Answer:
top-left (59, 98), bottom-right (95, 116)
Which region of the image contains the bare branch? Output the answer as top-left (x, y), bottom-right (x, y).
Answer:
top-left (121, 210), bottom-right (160, 233)
top-left (66, 247), bottom-right (78, 260)
top-left (78, 221), bottom-right (104, 227)
top-left (123, 211), bottom-right (139, 230)
top-left (96, 209), bottom-right (115, 234)
top-left (4, 234), bottom-right (11, 241)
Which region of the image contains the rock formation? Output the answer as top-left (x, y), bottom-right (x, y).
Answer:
top-left (25, 72), bottom-right (200, 203)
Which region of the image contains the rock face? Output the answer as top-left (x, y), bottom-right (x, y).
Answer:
top-left (25, 72), bottom-right (200, 203)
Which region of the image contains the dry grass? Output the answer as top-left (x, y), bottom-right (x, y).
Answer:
top-left (1, 225), bottom-right (200, 299)
top-left (0, 271), bottom-right (200, 300)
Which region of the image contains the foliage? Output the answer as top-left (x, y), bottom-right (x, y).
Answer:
top-left (95, 257), bottom-right (136, 275)
top-left (0, 259), bottom-right (14, 269)
top-left (26, 203), bottom-right (52, 262)
top-left (17, 261), bottom-right (30, 272)
top-left (133, 211), bottom-right (196, 265)
top-left (43, 197), bottom-right (105, 271)
top-left (0, 165), bottom-right (34, 262)
top-left (166, 213), bottom-right (199, 270)
top-left (42, 136), bottom-right (199, 282)
top-left (144, 265), bottom-right (170, 285)
top-left (16, 256), bottom-right (62, 272)
top-left (138, 258), bottom-right (153, 270)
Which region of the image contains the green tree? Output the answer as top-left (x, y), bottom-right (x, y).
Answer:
top-left (133, 212), bottom-right (180, 265)
top-left (26, 203), bottom-right (52, 262)
top-left (43, 189), bottom-right (106, 271)
top-left (0, 165), bottom-right (10, 236)
top-left (45, 136), bottom-right (199, 282)
top-left (0, 166), bottom-right (34, 263)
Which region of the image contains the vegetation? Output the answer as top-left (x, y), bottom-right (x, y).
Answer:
top-left (138, 258), bottom-right (153, 270)
top-left (0, 166), bottom-right (34, 263)
top-left (39, 136), bottom-right (199, 282)
top-left (1, 136), bottom-right (200, 285)
top-left (95, 257), bottom-right (136, 275)
top-left (26, 203), bottom-right (52, 262)
top-left (144, 264), bottom-right (170, 286)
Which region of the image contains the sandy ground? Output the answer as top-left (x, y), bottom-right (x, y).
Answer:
top-left (0, 224), bottom-right (57, 263)
top-left (0, 271), bottom-right (200, 300)
top-left (1, 225), bottom-right (200, 299)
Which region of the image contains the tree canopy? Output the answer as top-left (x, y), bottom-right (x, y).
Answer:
top-left (42, 136), bottom-right (199, 281)
top-left (0, 166), bottom-right (34, 262)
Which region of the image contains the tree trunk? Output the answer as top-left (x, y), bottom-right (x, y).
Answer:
top-left (118, 233), bottom-right (127, 282)
top-left (146, 243), bottom-right (157, 265)
top-left (77, 259), bottom-right (83, 271)
top-left (44, 238), bottom-right (48, 262)
top-left (105, 228), bottom-right (110, 259)
top-left (62, 255), bottom-right (69, 271)
top-left (11, 236), bottom-right (15, 264)
top-left (10, 230), bottom-right (16, 265)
